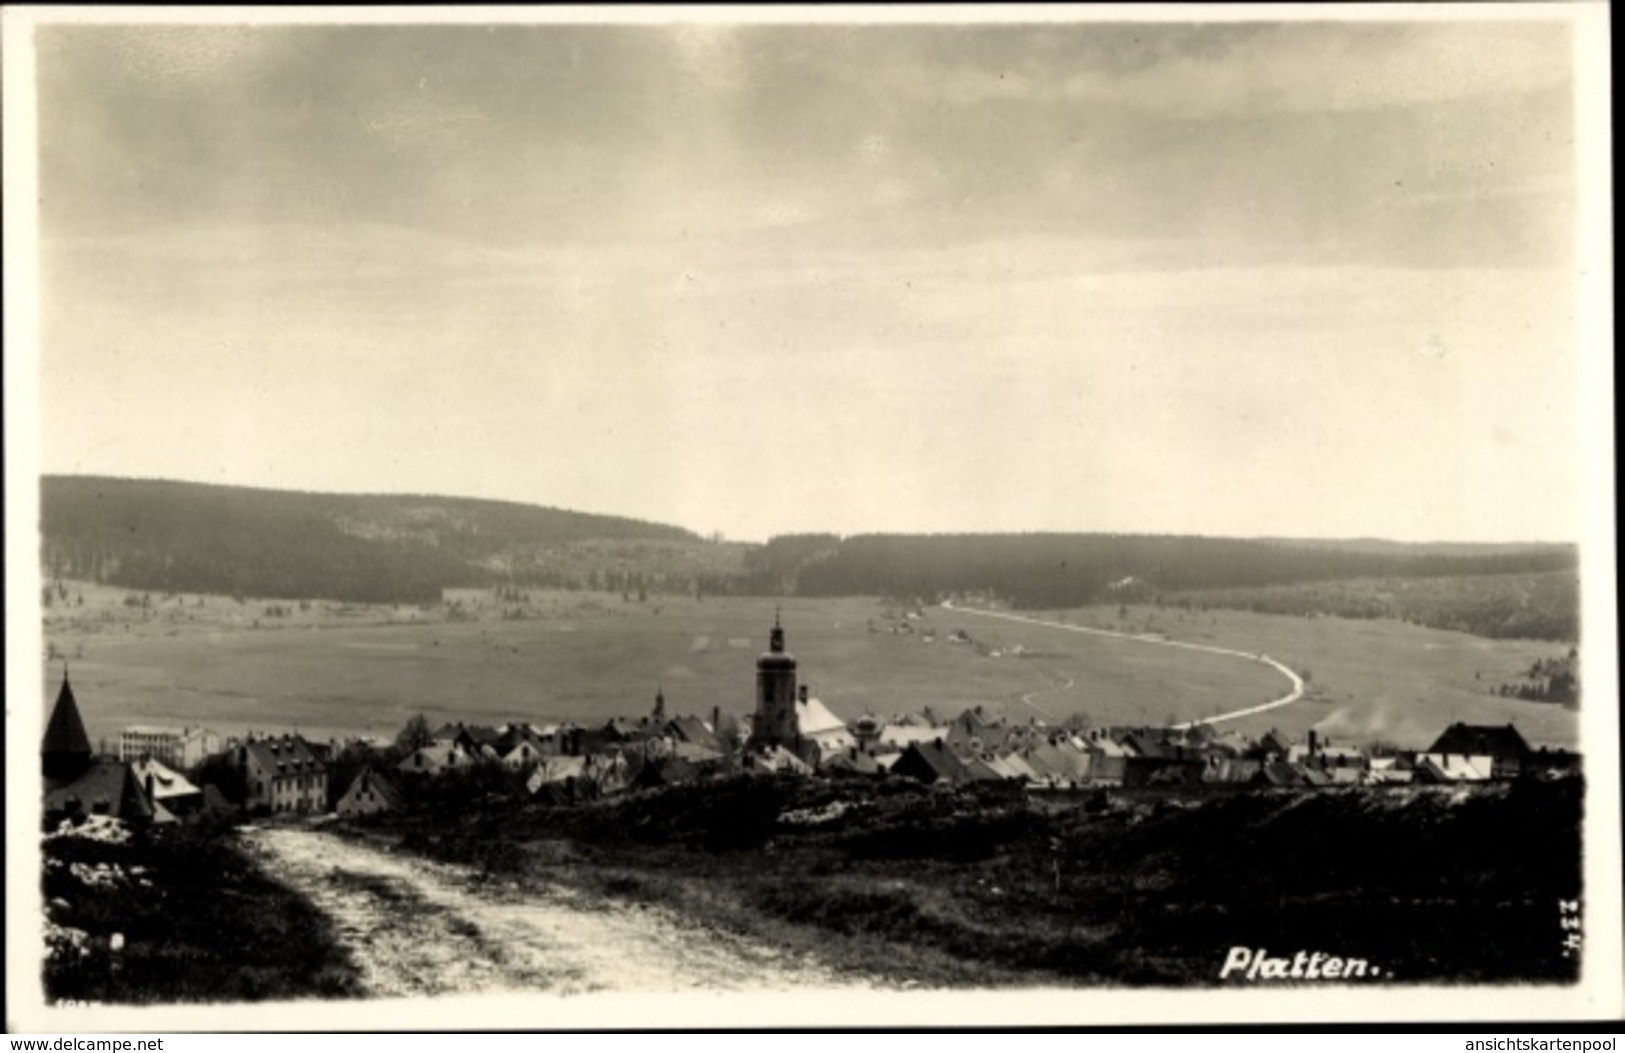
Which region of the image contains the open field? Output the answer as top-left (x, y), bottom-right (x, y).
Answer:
top-left (42, 584), bottom-right (1280, 746)
top-left (38, 581), bottom-right (1577, 749)
top-left (1030, 603), bottom-right (1579, 748)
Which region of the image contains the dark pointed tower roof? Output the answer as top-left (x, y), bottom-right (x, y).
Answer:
top-left (43, 667), bottom-right (93, 781)
top-left (760, 612), bottom-right (796, 670)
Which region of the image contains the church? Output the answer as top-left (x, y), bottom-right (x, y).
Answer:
top-left (749, 614), bottom-right (851, 767)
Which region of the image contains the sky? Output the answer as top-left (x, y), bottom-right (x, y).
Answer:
top-left (23, 11), bottom-right (1594, 542)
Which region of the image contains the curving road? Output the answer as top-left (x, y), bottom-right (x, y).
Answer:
top-left (940, 600), bottom-right (1304, 728)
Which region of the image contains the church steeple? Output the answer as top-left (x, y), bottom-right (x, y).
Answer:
top-left (753, 611), bottom-right (800, 752)
top-left (42, 664), bottom-right (92, 782)
top-left (653, 686), bottom-right (666, 721)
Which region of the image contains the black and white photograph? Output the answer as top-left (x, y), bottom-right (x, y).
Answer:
top-left (5, 3), bottom-right (1617, 1031)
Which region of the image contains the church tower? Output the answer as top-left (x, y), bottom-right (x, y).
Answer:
top-left (42, 666), bottom-right (93, 783)
top-left (752, 613), bottom-right (801, 751)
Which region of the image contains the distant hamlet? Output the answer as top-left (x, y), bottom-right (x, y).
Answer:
top-left (41, 604), bottom-right (1585, 1000)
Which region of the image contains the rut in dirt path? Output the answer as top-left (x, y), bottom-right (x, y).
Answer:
top-left (238, 825), bottom-right (867, 998)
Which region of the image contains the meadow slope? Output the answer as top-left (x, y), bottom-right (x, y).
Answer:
top-left (40, 583), bottom-right (1577, 749)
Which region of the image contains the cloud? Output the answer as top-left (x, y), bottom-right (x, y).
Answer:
top-left (872, 21), bottom-right (1570, 117)
top-left (1078, 22), bottom-right (1570, 116)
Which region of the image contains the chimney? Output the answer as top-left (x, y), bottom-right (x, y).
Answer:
top-left (798, 684), bottom-right (809, 705)
top-left (712, 705), bottom-right (721, 733)
top-left (1308, 729), bottom-right (1319, 757)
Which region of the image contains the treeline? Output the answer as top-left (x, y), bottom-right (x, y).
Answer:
top-left (792, 534), bottom-right (1577, 610)
top-left (1494, 651), bottom-right (1580, 704)
top-left (38, 476), bottom-right (1581, 636)
top-left (41, 476), bottom-right (696, 604)
top-left (1163, 572), bottom-right (1580, 642)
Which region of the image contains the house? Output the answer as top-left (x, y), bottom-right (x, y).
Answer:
top-left (533, 723), bottom-right (585, 757)
top-left (1252, 762), bottom-right (1324, 788)
top-left (664, 714), bottom-right (724, 754)
top-left (1311, 744), bottom-right (1369, 770)
top-left (130, 757), bottom-right (204, 817)
top-left (633, 754), bottom-right (703, 789)
top-left (588, 752), bottom-right (636, 796)
top-left (945, 705), bottom-right (1002, 756)
top-left (891, 740), bottom-right (975, 785)
top-left (1286, 730), bottom-right (1368, 770)
top-left (796, 687), bottom-right (855, 760)
top-left (1416, 753), bottom-right (1494, 783)
top-left (431, 722), bottom-right (504, 758)
top-left (962, 754), bottom-right (1015, 783)
top-left (1119, 731), bottom-right (1173, 761)
top-left (1201, 756), bottom-right (1262, 784)
top-left (745, 745), bottom-right (814, 775)
top-left (497, 725), bottom-right (549, 770)
top-left (849, 715), bottom-right (885, 754)
top-left (238, 735), bottom-right (329, 814)
top-left (668, 740), bottom-right (726, 768)
top-left (45, 758), bottom-right (155, 826)
top-left (526, 753), bottom-right (634, 799)
top-left (398, 742), bottom-right (471, 778)
top-left (526, 755), bottom-right (587, 795)
top-left (430, 722), bottom-right (472, 748)
top-left (821, 748), bottom-right (884, 777)
top-left (1205, 730), bottom-right (1255, 758)
top-left (1078, 733), bottom-right (1130, 786)
top-left (877, 724), bottom-right (951, 754)
top-left (577, 717), bottom-right (654, 755)
top-left (1365, 755), bottom-right (1415, 784)
top-left (1425, 723), bottom-right (1531, 780)
top-left (1256, 729), bottom-right (1293, 760)
top-left (335, 768), bottom-right (404, 817)
top-left (1123, 753), bottom-right (1206, 788)
top-left (1020, 741), bottom-right (1094, 787)
top-left (998, 721), bottom-right (1057, 752)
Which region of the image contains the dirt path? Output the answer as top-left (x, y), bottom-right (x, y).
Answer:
top-left (237, 825), bottom-right (865, 998)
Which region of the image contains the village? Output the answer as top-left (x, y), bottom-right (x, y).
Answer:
top-left (42, 616), bottom-right (1582, 832)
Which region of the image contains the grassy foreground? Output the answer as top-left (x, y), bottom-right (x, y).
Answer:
top-left (352, 774), bottom-right (1584, 988)
top-left (42, 822), bottom-right (363, 1005)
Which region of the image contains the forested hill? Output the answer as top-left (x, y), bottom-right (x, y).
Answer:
top-left (39, 476), bottom-right (1580, 639)
top-left (41, 476), bottom-right (698, 604)
top-left (760, 533), bottom-right (1579, 638)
